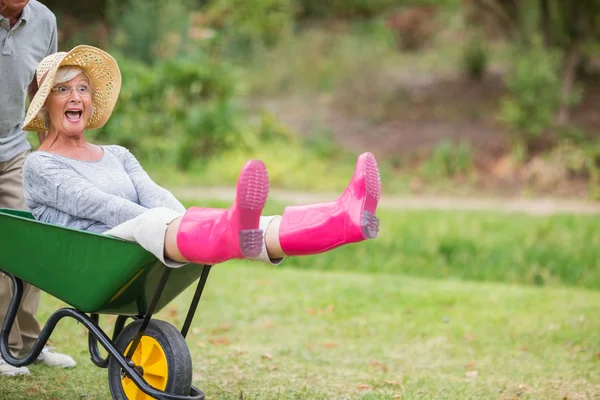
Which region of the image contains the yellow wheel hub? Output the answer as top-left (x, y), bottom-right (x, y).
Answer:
top-left (122, 336), bottom-right (169, 400)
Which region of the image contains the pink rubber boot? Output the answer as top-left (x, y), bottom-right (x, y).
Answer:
top-left (176, 160), bottom-right (269, 264)
top-left (279, 152), bottom-right (381, 256)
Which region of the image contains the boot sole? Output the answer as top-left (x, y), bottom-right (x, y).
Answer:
top-left (361, 211), bottom-right (380, 239)
top-left (361, 153), bottom-right (381, 239)
top-left (237, 160), bottom-right (270, 258)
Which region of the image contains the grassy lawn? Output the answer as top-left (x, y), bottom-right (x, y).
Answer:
top-left (279, 209), bottom-right (600, 290)
top-left (0, 263), bottom-right (597, 400)
top-left (0, 208), bottom-right (598, 399)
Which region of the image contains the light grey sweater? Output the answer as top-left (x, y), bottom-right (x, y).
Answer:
top-left (22, 145), bottom-right (186, 233)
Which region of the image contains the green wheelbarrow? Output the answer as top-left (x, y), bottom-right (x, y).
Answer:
top-left (0, 208), bottom-right (213, 400)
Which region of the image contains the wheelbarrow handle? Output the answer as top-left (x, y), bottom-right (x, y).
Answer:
top-left (0, 270), bottom-right (48, 366)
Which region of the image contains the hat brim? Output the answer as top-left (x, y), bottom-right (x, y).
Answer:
top-left (23, 45), bottom-right (121, 132)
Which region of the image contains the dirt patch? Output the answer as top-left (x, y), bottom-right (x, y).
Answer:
top-left (258, 71), bottom-right (509, 160)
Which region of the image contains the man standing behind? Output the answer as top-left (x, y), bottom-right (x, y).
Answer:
top-left (0, 0), bottom-right (75, 376)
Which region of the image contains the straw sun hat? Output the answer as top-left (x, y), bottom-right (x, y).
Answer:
top-left (23, 45), bottom-right (121, 131)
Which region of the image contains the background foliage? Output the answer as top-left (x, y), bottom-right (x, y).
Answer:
top-left (40, 0), bottom-right (600, 194)
top-left (19, 4), bottom-right (600, 398)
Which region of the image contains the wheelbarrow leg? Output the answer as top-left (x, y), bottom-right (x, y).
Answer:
top-left (181, 265), bottom-right (212, 338)
top-left (125, 266), bottom-right (172, 360)
top-left (0, 270), bottom-right (47, 366)
top-left (89, 314), bottom-right (132, 368)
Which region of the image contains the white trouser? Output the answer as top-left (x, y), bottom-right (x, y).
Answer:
top-left (105, 207), bottom-right (283, 268)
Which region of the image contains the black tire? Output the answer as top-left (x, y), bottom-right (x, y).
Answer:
top-left (108, 319), bottom-right (193, 399)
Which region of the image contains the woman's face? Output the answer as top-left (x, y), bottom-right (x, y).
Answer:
top-left (45, 74), bottom-right (93, 136)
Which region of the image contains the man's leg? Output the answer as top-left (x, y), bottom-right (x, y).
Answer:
top-left (0, 276), bottom-right (24, 356)
top-left (0, 151), bottom-right (75, 369)
top-left (0, 151), bottom-right (33, 375)
top-left (16, 280), bottom-right (41, 357)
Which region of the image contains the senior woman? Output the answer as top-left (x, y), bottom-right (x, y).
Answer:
top-left (21, 45), bottom-right (381, 267)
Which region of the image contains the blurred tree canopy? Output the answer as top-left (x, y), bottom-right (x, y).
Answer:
top-left (38, 0), bottom-right (600, 166)
top-left (41, 0), bottom-right (107, 18)
top-left (294, 0), bottom-right (457, 19)
top-left (468, 0), bottom-right (600, 125)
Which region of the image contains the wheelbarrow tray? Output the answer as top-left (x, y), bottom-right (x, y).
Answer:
top-left (0, 208), bottom-right (204, 315)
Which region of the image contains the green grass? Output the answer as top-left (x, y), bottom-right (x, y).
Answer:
top-left (281, 209), bottom-right (600, 290)
top-left (0, 264), bottom-right (598, 399)
top-left (1, 207), bottom-right (598, 398)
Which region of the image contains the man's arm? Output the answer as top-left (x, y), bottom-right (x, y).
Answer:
top-left (28, 78), bottom-right (47, 144)
top-left (32, 11), bottom-right (58, 145)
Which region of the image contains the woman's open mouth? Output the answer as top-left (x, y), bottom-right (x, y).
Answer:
top-left (65, 110), bottom-right (83, 122)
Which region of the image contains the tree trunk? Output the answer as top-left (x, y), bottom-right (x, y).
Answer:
top-left (557, 40), bottom-right (581, 126)
top-left (540, 0), bottom-right (553, 46)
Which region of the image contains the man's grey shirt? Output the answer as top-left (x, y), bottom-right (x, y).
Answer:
top-left (22, 145), bottom-right (186, 233)
top-left (0, 0), bottom-right (57, 162)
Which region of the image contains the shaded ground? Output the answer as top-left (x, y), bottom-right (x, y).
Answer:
top-left (258, 70), bottom-right (507, 158)
top-left (329, 70), bottom-right (507, 159)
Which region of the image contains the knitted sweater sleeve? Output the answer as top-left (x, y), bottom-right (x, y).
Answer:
top-left (22, 153), bottom-right (149, 228)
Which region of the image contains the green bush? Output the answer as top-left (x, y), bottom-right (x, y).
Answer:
top-left (549, 138), bottom-right (600, 199)
top-left (107, 0), bottom-right (194, 64)
top-left (294, 0), bottom-right (459, 20)
top-left (205, 0), bottom-right (296, 56)
top-left (303, 126), bottom-right (341, 160)
top-left (499, 39), bottom-right (562, 150)
top-left (256, 111), bottom-right (295, 143)
top-left (242, 24), bottom-right (397, 95)
top-left (295, 0), bottom-right (399, 19)
top-left (94, 51), bottom-right (248, 170)
top-left (461, 32), bottom-right (488, 81)
top-left (419, 139), bottom-right (473, 180)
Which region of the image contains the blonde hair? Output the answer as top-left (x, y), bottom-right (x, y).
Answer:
top-left (37, 66), bottom-right (96, 126)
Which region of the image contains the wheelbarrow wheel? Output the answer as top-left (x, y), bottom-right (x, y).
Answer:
top-left (108, 319), bottom-right (193, 399)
